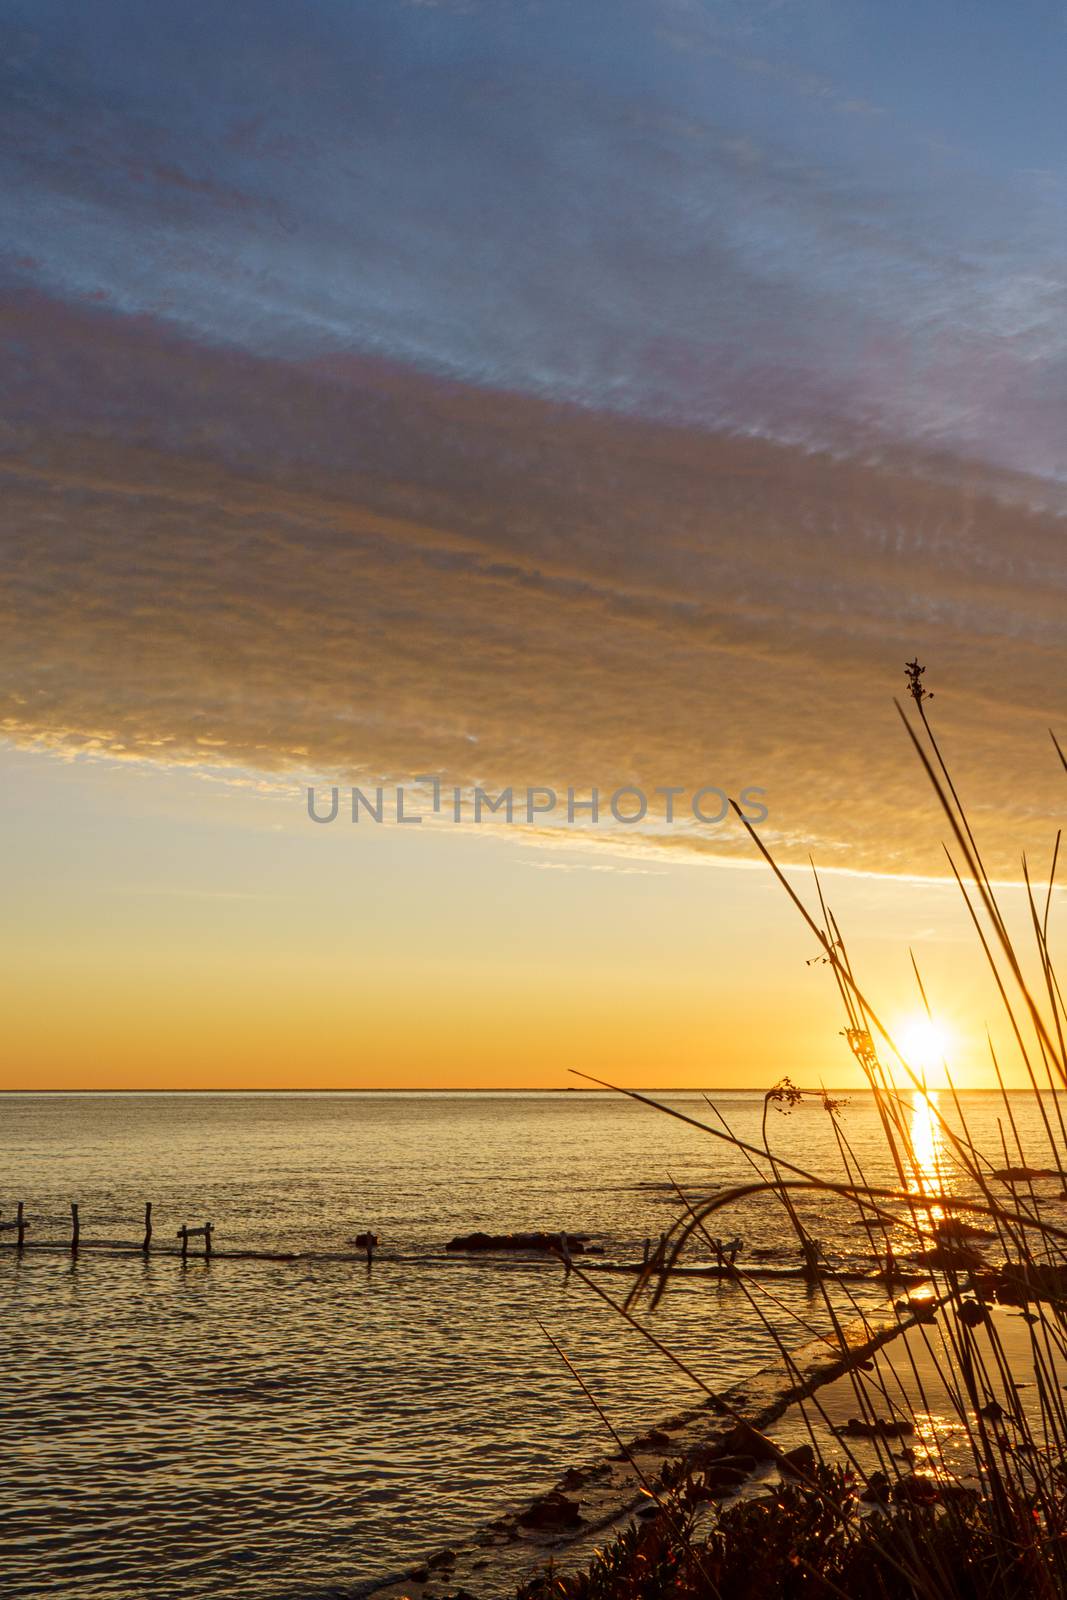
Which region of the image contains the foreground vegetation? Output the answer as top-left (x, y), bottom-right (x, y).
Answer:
top-left (525, 1468), bottom-right (1031, 1600)
top-left (523, 666), bottom-right (1067, 1600)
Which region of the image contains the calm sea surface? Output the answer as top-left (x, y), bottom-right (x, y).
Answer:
top-left (0, 1090), bottom-right (1056, 1598)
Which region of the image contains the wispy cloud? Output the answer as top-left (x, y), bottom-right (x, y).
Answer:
top-left (1, 2), bottom-right (1065, 879)
top-left (1, 288), bottom-right (1063, 876)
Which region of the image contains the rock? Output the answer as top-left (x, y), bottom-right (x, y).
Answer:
top-left (688, 1450), bottom-right (756, 1474)
top-left (427, 1549), bottom-right (458, 1569)
top-left (445, 1231), bottom-right (591, 1253)
top-left (516, 1491), bottom-right (583, 1529)
top-left (780, 1443), bottom-right (815, 1477)
top-left (895, 1298), bottom-right (937, 1323)
top-left (722, 1423), bottom-right (779, 1462)
top-left (834, 1417), bottom-right (915, 1439)
top-left (956, 1300), bottom-right (988, 1327)
top-left (918, 1244), bottom-right (985, 1271)
top-left (703, 1463), bottom-right (752, 1490)
top-left (935, 1218), bottom-right (996, 1241)
top-left (995, 1263), bottom-right (1067, 1303)
top-left (893, 1473), bottom-right (939, 1504)
top-left (860, 1472), bottom-right (890, 1504)
top-left (630, 1428), bottom-right (672, 1452)
top-left (693, 1454), bottom-right (757, 1494)
top-left (992, 1166), bottom-right (1061, 1182)
top-left (704, 1482), bottom-right (743, 1502)
top-left (408, 1566), bottom-right (430, 1583)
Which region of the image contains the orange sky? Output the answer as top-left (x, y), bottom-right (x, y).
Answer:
top-left (3, 741), bottom-right (1058, 1092)
top-left (3, 0), bottom-right (1066, 1096)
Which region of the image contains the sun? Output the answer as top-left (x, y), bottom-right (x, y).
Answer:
top-left (895, 1014), bottom-right (953, 1080)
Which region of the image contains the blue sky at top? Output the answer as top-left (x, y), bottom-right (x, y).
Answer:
top-left (5, 0), bottom-right (1067, 475)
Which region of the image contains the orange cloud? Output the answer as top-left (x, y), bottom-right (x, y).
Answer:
top-left (1, 292), bottom-right (1064, 878)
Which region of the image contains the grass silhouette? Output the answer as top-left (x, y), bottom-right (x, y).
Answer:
top-left (522, 665), bottom-right (1067, 1600)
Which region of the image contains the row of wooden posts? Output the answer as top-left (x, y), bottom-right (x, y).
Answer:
top-left (0, 1208), bottom-right (383, 1263)
top-left (0, 1203), bottom-right (214, 1259)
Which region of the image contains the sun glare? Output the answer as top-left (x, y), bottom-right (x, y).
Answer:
top-left (896, 1015), bottom-right (953, 1081)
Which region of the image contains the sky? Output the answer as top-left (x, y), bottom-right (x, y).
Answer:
top-left (1, 0), bottom-right (1065, 1089)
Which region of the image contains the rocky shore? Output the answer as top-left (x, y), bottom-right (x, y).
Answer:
top-left (361, 1299), bottom-right (929, 1600)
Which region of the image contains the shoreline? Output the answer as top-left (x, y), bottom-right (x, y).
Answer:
top-left (364, 1290), bottom-right (927, 1600)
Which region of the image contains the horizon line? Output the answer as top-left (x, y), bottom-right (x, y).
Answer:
top-left (0, 1084), bottom-right (1026, 1095)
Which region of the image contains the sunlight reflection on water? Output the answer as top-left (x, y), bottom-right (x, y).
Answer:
top-left (909, 1089), bottom-right (947, 1225)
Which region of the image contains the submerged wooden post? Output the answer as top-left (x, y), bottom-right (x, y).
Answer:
top-left (70, 1203), bottom-right (80, 1255)
top-left (16, 1202), bottom-right (24, 1251)
top-left (176, 1223), bottom-right (211, 1260)
top-left (143, 1203), bottom-right (153, 1254)
top-left (799, 1232), bottom-right (822, 1283)
top-left (0, 1207), bottom-right (24, 1245)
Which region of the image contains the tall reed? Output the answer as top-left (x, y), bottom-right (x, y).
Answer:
top-left (525, 666), bottom-right (1066, 1600)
